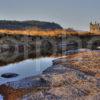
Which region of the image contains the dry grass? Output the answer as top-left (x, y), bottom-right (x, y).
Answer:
top-left (0, 29), bottom-right (97, 36)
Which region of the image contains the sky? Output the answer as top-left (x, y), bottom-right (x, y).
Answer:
top-left (0, 0), bottom-right (100, 31)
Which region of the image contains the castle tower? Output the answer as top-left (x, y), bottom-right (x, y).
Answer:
top-left (90, 21), bottom-right (100, 34)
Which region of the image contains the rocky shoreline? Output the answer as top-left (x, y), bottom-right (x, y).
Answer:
top-left (0, 51), bottom-right (100, 100)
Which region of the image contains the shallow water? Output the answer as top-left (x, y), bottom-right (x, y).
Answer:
top-left (0, 57), bottom-right (55, 85)
top-left (0, 95), bottom-right (3, 100)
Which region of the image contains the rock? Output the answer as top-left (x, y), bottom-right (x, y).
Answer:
top-left (95, 73), bottom-right (100, 78)
top-left (1, 51), bottom-right (100, 100)
top-left (96, 79), bottom-right (100, 88)
top-left (76, 72), bottom-right (87, 80)
top-left (22, 92), bottom-right (45, 100)
top-left (1, 73), bottom-right (19, 78)
top-left (40, 74), bottom-right (65, 87)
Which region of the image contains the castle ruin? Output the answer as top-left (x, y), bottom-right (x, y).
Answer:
top-left (90, 21), bottom-right (100, 33)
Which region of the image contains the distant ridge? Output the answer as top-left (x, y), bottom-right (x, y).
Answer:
top-left (0, 20), bottom-right (63, 30)
top-left (65, 28), bottom-right (77, 32)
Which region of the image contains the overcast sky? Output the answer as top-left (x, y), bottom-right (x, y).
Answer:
top-left (0, 0), bottom-right (100, 31)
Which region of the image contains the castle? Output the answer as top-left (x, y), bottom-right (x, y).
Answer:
top-left (90, 21), bottom-right (100, 33)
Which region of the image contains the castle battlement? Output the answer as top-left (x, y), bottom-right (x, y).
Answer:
top-left (90, 21), bottom-right (100, 33)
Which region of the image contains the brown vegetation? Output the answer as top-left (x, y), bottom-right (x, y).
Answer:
top-left (0, 28), bottom-right (98, 37)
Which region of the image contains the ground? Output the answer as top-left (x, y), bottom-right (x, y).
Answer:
top-left (0, 50), bottom-right (100, 100)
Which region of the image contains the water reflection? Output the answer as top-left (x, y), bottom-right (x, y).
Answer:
top-left (0, 57), bottom-right (55, 85)
top-left (0, 95), bottom-right (3, 100)
top-left (0, 49), bottom-right (56, 85)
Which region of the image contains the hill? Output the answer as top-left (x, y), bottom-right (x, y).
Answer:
top-left (0, 20), bottom-right (63, 30)
top-left (0, 20), bottom-right (98, 36)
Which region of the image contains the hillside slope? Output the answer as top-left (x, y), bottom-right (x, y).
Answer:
top-left (0, 20), bottom-right (63, 30)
